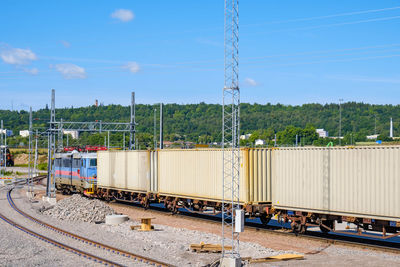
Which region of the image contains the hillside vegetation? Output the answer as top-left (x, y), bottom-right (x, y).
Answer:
top-left (0, 102), bottom-right (399, 148)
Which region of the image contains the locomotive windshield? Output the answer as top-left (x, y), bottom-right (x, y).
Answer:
top-left (90, 159), bottom-right (97, 167)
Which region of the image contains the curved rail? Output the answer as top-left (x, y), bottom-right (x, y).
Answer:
top-left (0, 192), bottom-right (122, 266)
top-left (7, 187), bottom-right (173, 267)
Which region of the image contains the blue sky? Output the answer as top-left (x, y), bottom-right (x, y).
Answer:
top-left (1, 0), bottom-right (400, 110)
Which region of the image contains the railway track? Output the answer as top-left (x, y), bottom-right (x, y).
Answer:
top-left (1, 177), bottom-right (173, 267)
top-left (112, 201), bottom-right (400, 254)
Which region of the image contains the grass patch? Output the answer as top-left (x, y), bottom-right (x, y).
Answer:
top-left (37, 163), bottom-right (48, 170)
top-left (14, 164), bottom-right (29, 167)
top-left (0, 170), bottom-right (13, 176)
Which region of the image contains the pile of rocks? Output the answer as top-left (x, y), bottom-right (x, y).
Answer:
top-left (43, 194), bottom-right (116, 223)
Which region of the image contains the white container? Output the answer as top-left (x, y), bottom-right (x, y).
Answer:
top-left (157, 148), bottom-right (271, 204)
top-left (271, 146), bottom-right (400, 221)
top-left (97, 150), bottom-right (153, 192)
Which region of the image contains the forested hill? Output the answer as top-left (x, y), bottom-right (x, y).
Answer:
top-left (0, 102), bottom-right (399, 142)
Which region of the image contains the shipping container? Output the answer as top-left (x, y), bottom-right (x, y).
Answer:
top-left (271, 146), bottom-right (400, 221)
top-left (157, 148), bottom-right (271, 204)
top-left (97, 150), bottom-right (154, 192)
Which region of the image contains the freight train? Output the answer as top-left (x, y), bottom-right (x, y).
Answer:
top-left (54, 146), bottom-right (400, 238)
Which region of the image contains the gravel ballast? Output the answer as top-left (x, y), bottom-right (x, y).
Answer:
top-left (6, 186), bottom-right (400, 266)
top-left (43, 194), bottom-right (115, 223)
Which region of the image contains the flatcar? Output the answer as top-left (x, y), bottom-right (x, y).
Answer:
top-left (54, 151), bottom-right (97, 194)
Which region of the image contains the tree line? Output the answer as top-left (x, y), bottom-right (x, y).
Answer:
top-left (0, 102), bottom-right (398, 148)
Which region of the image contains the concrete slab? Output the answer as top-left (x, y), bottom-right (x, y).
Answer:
top-left (105, 214), bottom-right (129, 225)
top-left (220, 257), bottom-right (242, 267)
top-left (42, 196), bottom-right (57, 205)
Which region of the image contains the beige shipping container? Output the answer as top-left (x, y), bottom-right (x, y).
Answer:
top-left (97, 150), bottom-right (154, 192)
top-left (272, 146), bottom-right (400, 221)
top-left (158, 148), bottom-right (271, 203)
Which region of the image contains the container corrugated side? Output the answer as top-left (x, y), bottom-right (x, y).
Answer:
top-left (97, 150), bottom-right (151, 192)
top-left (245, 149), bottom-right (271, 203)
top-left (150, 151), bottom-right (158, 192)
top-left (272, 146), bottom-right (400, 220)
top-left (158, 149), bottom-right (271, 203)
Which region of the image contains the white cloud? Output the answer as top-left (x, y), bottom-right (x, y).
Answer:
top-left (0, 47), bottom-right (37, 65)
top-left (24, 68), bottom-right (39, 75)
top-left (60, 40), bottom-right (71, 48)
top-left (111, 9), bottom-right (134, 22)
top-left (244, 78), bottom-right (259, 87)
top-left (122, 61), bottom-right (140, 73)
top-left (52, 63), bottom-right (86, 79)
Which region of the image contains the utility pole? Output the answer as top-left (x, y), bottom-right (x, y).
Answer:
top-left (123, 132), bottom-right (125, 150)
top-left (58, 118), bottom-right (63, 151)
top-left (46, 89), bottom-right (57, 202)
top-left (0, 120), bottom-right (3, 175)
top-left (221, 0), bottom-right (242, 266)
top-left (339, 99), bottom-right (343, 146)
top-left (107, 131), bottom-right (110, 149)
top-left (28, 107), bottom-right (33, 196)
top-left (34, 130), bottom-right (38, 177)
top-left (4, 128), bottom-right (6, 174)
top-left (374, 114), bottom-right (377, 136)
top-left (129, 92), bottom-right (136, 150)
top-left (390, 117), bottom-right (393, 138)
top-left (154, 108), bottom-right (157, 149)
top-left (160, 103), bottom-right (163, 149)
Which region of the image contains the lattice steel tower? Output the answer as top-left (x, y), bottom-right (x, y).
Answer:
top-left (222, 0), bottom-right (241, 263)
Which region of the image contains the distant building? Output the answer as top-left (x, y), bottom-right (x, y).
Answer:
top-left (19, 130), bottom-right (30, 137)
top-left (316, 129), bottom-right (328, 138)
top-left (367, 134), bottom-right (379, 140)
top-left (240, 133), bottom-right (252, 140)
top-left (162, 141), bottom-right (174, 148)
top-left (0, 129), bottom-right (13, 137)
top-left (63, 130), bottom-right (79, 139)
top-left (255, 139), bottom-right (266, 146)
top-left (95, 99), bottom-right (98, 107)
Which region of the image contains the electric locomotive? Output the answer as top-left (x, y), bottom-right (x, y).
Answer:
top-left (54, 150), bottom-right (97, 194)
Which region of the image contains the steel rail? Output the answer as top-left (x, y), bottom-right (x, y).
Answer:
top-left (0, 191), bottom-right (122, 266)
top-left (7, 188), bottom-right (173, 267)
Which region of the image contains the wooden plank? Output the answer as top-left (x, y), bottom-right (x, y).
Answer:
top-left (249, 254), bottom-right (304, 263)
top-left (190, 243), bottom-right (232, 253)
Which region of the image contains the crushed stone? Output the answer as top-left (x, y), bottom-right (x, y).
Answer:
top-left (43, 194), bottom-right (116, 223)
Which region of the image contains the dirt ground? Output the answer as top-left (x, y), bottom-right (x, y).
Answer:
top-left (13, 153), bottom-right (47, 165)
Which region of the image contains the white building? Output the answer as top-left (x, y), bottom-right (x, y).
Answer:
top-left (0, 129), bottom-right (13, 137)
top-left (255, 139), bottom-right (266, 146)
top-left (240, 133), bottom-right (252, 140)
top-left (316, 129), bottom-right (328, 138)
top-left (19, 130), bottom-right (30, 137)
top-left (63, 130), bottom-right (79, 139)
top-left (367, 134), bottom-right (379, 140)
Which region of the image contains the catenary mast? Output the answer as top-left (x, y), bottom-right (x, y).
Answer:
top-left (221, 0), bottom-right (242, 265)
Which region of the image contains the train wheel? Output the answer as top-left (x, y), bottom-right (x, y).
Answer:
top-left (320, 220), bottom-right (334, 233)
top-left (141, 199), bottom-right (150, 210)
top-left (260, 214), bottom-right (271, 226)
